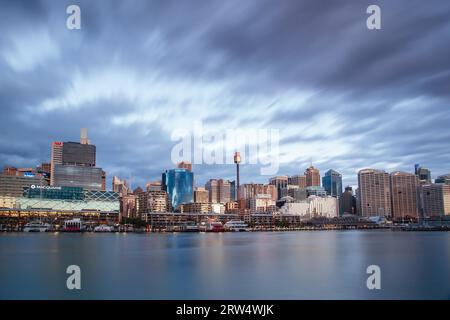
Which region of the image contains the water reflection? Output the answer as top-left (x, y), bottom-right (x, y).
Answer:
top-left (0, 231), bottom-right (449, 299)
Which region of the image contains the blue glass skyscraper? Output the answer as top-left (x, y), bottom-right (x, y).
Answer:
top-left (162, 168), bottom-right (194, 210)
top-left (322, 169), bottom-right (343, 197)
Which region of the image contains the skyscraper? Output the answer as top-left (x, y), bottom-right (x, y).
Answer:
top-left (305, 166), bottom-right (320, 187)
top-left (341, 186), bottom-right (357, 215)
top-left (390, 171), bottom-right (418, 219)
top-left (50, 141), bottom-right (63, 186)
top-left (162, 168), bottom-right (194, 210)
top-left (322, 169), bottom-right (343, 197)
top-left (205, 179), bottom-right (231, 204)
top-left (414, 164), bottom-right (431, 184)
top-left (358, 169), bottom-right (391, 217)
top-left (269, 176), bottom-right (288, 200)
top-left (51, 129), bottom-right (104, 190)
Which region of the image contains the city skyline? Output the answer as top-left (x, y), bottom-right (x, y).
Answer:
top-left (1, 1), bottom-right (450, 189)
top-left (0, 127), bottom-right (448, 191)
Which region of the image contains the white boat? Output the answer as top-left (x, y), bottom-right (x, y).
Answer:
top-left (94, 225), bottom-right (113, 232)
top-left (23, 220), bottom-right (51, 232)
top-left (224, 220), bottom-right (250, 232)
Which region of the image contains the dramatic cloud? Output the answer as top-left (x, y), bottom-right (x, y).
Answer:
top-left (0, 0), bottom-right (449, 189)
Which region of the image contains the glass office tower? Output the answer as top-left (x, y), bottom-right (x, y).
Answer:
top-left (162, 168), bottom-right (194, 210)
top-left (322, 169), bottom-right (343, 197)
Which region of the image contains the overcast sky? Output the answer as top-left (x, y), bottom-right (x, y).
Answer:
top-left (0, 0), bottom-right (449, 190)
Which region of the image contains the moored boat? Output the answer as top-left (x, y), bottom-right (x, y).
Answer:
top-left (93, 224), bottom-right (113, 232)
top-left (23, 220), bottom-right (51, 232)
top-left (224, 220), bottom-right (250, 232)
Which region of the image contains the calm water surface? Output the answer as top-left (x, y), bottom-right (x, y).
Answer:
top-left (1, 230), bottom-right (449, 299)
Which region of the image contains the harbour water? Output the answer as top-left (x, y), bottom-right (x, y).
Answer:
top-left (1, 230), bottom-right (449, 299)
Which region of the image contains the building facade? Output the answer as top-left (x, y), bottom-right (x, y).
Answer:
top-left (162, 168), bottom-right (194, 210)
top-left (288, 175), bottom-right (307, 188)
top-left (390, 171), bottom-right (418, 219)
top-left (422, 184), bottom-right (450, 217)
top-left (305, 166), bottom-right (321, 187)
top-left (358, 169), bottom-right (391, 217)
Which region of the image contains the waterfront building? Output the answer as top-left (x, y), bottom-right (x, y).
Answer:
top-left (194, 187), bottom-right (209, 203)
top-left (422, 184), bottom-right (450, 217)
top-left (181, 202), bottom-right (211, 214)
top-left (358, 169), bottom-right (391, 217)
top-left (390, 171), bottom-right (418, 219)
top-left (0, 196), bottom-right (16, 209)
top-left (288, 175), bottom-right (307, 188)
top-left (250, 194), bottom-right (276, 214)
top-left (279, 196), bottom-right (338, 218)
top-left (305, 166), bottom-right (321, 187)
top-left (211, 203), bottom-right (225, 214)
top-left (162, 168), bottom-right (194, 210)
top-left (17, 185), bottom-right (119, 212)
top-left (137, 190), bottom-right (170, 215)
top-left (269, 176), bottom-right (288, 200)
top-left (120, 194), bottom-right (137, 220)
top-left (341, 186), bottom-right (357, 215)
top-left (322, 169), bottom-right (343, 197)
top-left (0, 173), bottom-right (48, 198)
top-left (225, 201), bottom-right (239, 214)
top-left (415, 164), bottom-right (431, 184)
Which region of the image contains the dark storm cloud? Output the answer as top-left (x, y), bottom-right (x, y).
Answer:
top-left (0, 0), bottom-right (449, 188)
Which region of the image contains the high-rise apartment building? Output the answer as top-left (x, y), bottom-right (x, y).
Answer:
top-left (422, 184), bottom-right (450, 217)
top-left (390, 171), bottom-right (418, 219)
top-left (305, 166), bottom-right (320, 187)
top-left (358, 169), bottom-right (391, 217)
top-left (322, 169), bottom-right (343, 197)
top-left (137, 190), bottom-right (170, 215)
